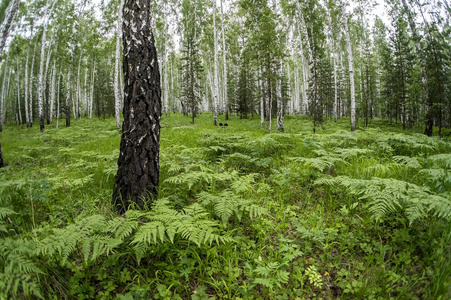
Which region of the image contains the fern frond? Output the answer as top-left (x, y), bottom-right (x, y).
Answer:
top-left (392, 156), bottom-right (422, 169)
top-left (428, 154), bottom-right (451, 169)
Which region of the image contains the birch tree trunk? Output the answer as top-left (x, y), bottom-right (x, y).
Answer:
top-left (75, 53), bottom-right (82, 120)
top-left (56, 73), bottom-right (61, 129)
top-left (342, 4), bottom-right (356, 132)
top-left (24, 35), bottom-right (32, 127)
top-left (16, 58), bottom-right (22, 126)
top-left (213, 0), bottom-right (219, 126)
top-left (0, 56), bottom-right (8, 132)
top-left (326, 4), bottom-right (338, 122)
top-left (114, 0), bottom-right (124, 129)
top-left (0, 0), bottom-right (20, 58)
top-left (29, 38), bottom-right (38, 127)
top-left (113, 0), bottom-right (162, 212)
top-left (49, 61), bottom-right (56, 123)
top-left (44, 45), bottom-right (53, 125)
top-left (163, 54), bottom-right (169, 115)
top-left (37, 0), bottom-right (56, 131)
top-left (220, 0), bottom-right (228, 120)
top-left (66, 56), bottom-right (73, 127)
top-left (277, 61), bottom-right (284, 131)
top-left (89, 62), bottom-right (95, 121)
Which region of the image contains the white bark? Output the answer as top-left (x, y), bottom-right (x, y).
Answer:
top-left (342, 4), bottom-right (356, 131)
top-left (220, 0), bottom-right (228, 120)
top-left (49, 61), bottom-right (56, 123)
top-left (37, 0), bottom-right (56, 131)
top-left (114, 0), bottom-right (124, 128)
top-left (0, 57), bottom-right (9, 131)
top-left (29, 38), bottom-right (38, 127)
top-left (163, 54), bottom-right (169, 115)
top-left (56, 72), bottom-right (61, 129)
top-left (16, 58), bottom-right (22, 125)
top-left (213, 0), bottom-right (219, 125)
top-left (24, 32), bottom-right (33, 127)
top-left (0, 0), bottom-right (20, 58)
top-left (76, 52), bottom-right (82, 120)
top-left (277, 61), bottom-right (284, 131)
top-left (89, 62), bottom-right (95, 121)
top-left (325, 3), bottom-right (338, 121)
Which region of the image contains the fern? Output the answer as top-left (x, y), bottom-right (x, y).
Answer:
top-left (392, 156), bottom-right (422, 169)
top-left (315, 176), bottom-right (451, 224)
top-left (197, 190), bottom-right (268, 225)
top-left (428, 154), bottom-right (451, 169)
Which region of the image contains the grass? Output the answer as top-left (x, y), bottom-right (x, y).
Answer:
top-left (0, 113), bottom-right (450, 299)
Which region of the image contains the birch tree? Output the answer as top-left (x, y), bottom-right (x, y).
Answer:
top-left (341, 1), bottom-right (356, 132)
top-left (113, 0), bottom-right (162, 212)
top-left (37, 0), bottom-right (56, 131)
top-left (0, 0), bottom-right (20, 59)
top-left (220, 0), bottom-right (229, 120)
top-left (114, 0), bottom-right (124, 129)
top-left (213, 0), bottom-right (219, 126)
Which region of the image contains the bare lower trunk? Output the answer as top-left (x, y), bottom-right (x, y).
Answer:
top-left (277, 61), bottom-right (284, 132)
top-left (66, 56), bottom-right (73, 127)
top-left (56, 73), bottom-right (61, 129)
top-left (213, 1), bottom-right (219, 126)
top-left (221, 0), bottom-right (228, 120)
top-left (342, 5), bottom-right (356, 132)
top-left (0, 57), bottom-right (9, 132)
top-left (29, 39), bottom-right (38, 127)
top-left (37, 0), bottom-right (56, 132)
top-left (16, 58), bottom-right (22, 125)
top-left (113, 0), bottom-right (162, 212)
top-left (114, 0), bottom-right (124, 128)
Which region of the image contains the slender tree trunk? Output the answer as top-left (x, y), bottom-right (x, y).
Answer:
top-left (0, 0), bottom-right (20, 59)
top-left (342, 5), bottom-right (356, 132)
top-left (56, 72), bottom-right (61, 129)
top-left (24, 34), bottom-right (31, 128)
top-left (49, 62), bottom-right (56, 124)
top-left (66, 55), bottom-right (73, 127)
top-left (89, 62), bottom-right (95, 121)
top-left (16, 58), bottom-right (22, 126)
top-left (113, 0), bottom-right (162, 212)
top-left (277, 61), bottom-right (284, 132)
top-left (29, 39), bottom-right (38, 127)
top-left (213, 1), bottom-right (219, 126)
top-left (114, 0), bottom-right (124, 128)
top-left (37, 0), bottom-right (56, 131)
top-left (0, 56), bottom-right (9, 132)
top-left (220, 0), bottom-right (228, 120)
top-left (44, 46), bottom-right (53, 125)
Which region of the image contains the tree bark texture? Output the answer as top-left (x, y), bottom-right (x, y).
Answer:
top-left (213, 1), bottom-right (219, 126)
top-left (342, 5), bottom-right (356, 132)
top-left (0, 0), bottom-right (19, 58)
top-left (113, 0), bottom-right (161, 212)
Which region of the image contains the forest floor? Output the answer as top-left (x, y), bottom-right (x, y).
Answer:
top-left (0, 114), bottom-right (450, 299)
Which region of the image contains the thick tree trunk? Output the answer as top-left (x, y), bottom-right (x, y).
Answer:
top-left (113, 0), bottom-right (162, 212)
top-left (342, 5), bottom-right (356, 132)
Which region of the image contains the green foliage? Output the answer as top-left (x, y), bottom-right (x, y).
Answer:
top-left (0, 115), bottom-right (450, 299)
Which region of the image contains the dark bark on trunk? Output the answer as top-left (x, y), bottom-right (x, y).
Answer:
top-left (113, 0), bottom-right (161, 213)
top-left (0, 142), bottom-right (3, 168)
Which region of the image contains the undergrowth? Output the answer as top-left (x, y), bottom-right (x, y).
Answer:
top-left (0, 114), bottom-right (450, 299)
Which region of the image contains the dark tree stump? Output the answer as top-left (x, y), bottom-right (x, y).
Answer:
top-left (0, 142), bottom-right (4, 168)
top-left (112, 0), bottom-right (161, 213)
